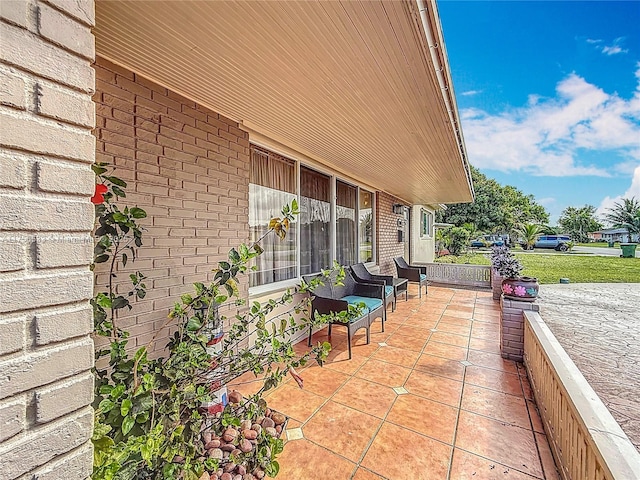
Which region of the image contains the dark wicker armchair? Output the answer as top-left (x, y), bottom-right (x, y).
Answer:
top-left (349, 263), bottom-right (395, 329)
top-left (303, 269), bottom-right (384, 359)
top-left (393, 257), bottom-right (428, 298)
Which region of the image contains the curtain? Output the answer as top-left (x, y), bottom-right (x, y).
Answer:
top-left (336, 180), bottom-right (356, 266)
top-left (300, 166), bottom-right (331, 275)
top-left (249, 146), bottom-right (297, 287)
top-left (359, 189), bottom-right (373, 262)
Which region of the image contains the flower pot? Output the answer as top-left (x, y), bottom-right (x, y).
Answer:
top-left (501, 276), bottom-right (539, 302)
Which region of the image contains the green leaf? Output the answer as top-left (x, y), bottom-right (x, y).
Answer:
top-left (104, 175), bottom-right (127, 187)
top-left (265, 460), bottom-right (280, 477)
top-left (111, 185), bottom-right (126, 197)
top-left (94, 254), bottom-right (109, 263)
top-left (112, 212), bottom-right (128, 223)
top-left (121, 415), bottom-right (135, 435)
top-left (98, 398), bottom-right (115, 413)
top-left (92, 165), bottom-right (108, 175)
top-left (121, 398), bottom-right (132, 416)
top-left (130, 207), bottom-right (147, 218)
top-left (122, 253), bottom-right (128, 267)
top-left (186, 317), bottom-right (202, 331)
top-left (112, 296), bottom-right (129, 310)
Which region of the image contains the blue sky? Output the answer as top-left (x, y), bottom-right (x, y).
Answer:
top-left (438, 1), bottom-right (640, 224)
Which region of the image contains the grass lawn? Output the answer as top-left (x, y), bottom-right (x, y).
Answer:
top-left (435, 252), bottom-right (640, 284)
top-left (576, 242), bottom-right (618, 248)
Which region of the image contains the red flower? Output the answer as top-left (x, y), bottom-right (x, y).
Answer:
top-left (91, 183), bottom-right (108, 204)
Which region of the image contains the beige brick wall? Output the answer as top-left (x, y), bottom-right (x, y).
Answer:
top-left (0, 0), bottom-right (96, 478)
top-left (376, 191), bottom-right (407, 276)
top-left (93, 57), bottom-right (250, 355)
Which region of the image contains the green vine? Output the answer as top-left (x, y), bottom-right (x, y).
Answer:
top-left (90, 166), bottom-right (347, 479)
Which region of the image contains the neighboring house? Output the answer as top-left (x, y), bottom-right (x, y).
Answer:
top-left (591, 228), bottom-right (639, 243)
top-left (0, 1), bottom-right (473, 477)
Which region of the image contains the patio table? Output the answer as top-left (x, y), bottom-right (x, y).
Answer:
top-left (392, 277), bottom-right (408, 302)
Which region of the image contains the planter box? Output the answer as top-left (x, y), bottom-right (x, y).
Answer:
top-left (491, 268), bottom-right (503, 301)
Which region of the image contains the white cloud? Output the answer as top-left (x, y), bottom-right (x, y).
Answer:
top-left (461, 65), bottom-right (640, 177)
top-left (597, 165), bottom-right (640, 221)
top-left (537, 197), bottom-right (556, 206)
top-left (586, 38), bottom-right (602, 44)
top-left (461, 90), bottom-right (482, 96)
top-left (601, 37), bottom-right (629, 56)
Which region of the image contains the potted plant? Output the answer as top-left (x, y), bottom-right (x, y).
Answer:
top-left (490, 246), bottom-right (538, 302)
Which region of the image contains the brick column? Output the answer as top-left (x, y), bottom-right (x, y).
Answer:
top-left (500, 297), bottom-right (540, 362)
top-left (0, 1), bottom-right (96, 478)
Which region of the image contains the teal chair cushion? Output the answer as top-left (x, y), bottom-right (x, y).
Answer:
top-left (341, 295), bottom-right (383, 313)
top-left (420, 273), bottom-right (427, 281)
top-left (385, 285), bottom-right (394, 297)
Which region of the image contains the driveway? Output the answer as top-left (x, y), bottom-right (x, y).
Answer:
top-left (537, 283), bottom-right (640, 452)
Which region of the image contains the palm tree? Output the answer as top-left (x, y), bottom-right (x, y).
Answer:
top-left (517, 223), bottom-right (543, 250)
top-left (604, 197), bottom-right (640, 242)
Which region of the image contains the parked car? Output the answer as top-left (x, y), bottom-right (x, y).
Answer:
top-left (470, 235), bottom-right (505, 248)
top-left (533, 235), bottom-right (572, 251)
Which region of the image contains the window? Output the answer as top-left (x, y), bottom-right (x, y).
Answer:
top-left (336, 180), bottom-right (357, 266)
top-left (359, 189), bottom-right (373, 262)
top-left (248, 144), bottom-right (378, 289)
top-left (420, 209), bottom-right (433, 237)
top-left (300, 166), bottom-right (331, 275)
top-left (249, 147), bottom-right (297, 287)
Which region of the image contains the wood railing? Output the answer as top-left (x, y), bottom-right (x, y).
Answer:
top-left (523, 311), bottom-right (640, 480)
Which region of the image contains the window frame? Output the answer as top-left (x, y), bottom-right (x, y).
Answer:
top-left (420, 208), bottom-right (433, 238)
top-left (248, 143), bottom-right (377, 295)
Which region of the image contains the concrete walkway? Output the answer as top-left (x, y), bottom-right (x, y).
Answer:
top-left (537, 284), bottom-right (640, 452)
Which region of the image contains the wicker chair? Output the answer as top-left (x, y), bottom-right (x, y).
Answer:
top-left (349, 263), bottom-right (395, 330)
top-left (393, 257), bottom-right (428, 298)
top-left (303, 269), bottom-right (384, 359)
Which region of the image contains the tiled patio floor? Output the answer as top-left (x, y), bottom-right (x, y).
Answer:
top-left (259, 286), bottom-right (560, 479)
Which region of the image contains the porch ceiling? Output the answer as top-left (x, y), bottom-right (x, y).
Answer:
top-left (94, 0), bottom-right (473, 205)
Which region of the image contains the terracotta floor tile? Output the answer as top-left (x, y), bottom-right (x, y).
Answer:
top-left (414, 353), bottom-right (465, 381)
top-left (294, 364), bottom-right (350, 398)
top-left (468, 336), bottom-right (502, 354)
top-left (332, 376), bottom-right (397, 418)
top-left (323, 347), bottom-right (369, 375)
top-left (521, 375), bottom-right (535, 400)
top-left (386, 393), bottom-right (458, 444)
top-left (461, 384), bottom-right (531, 429)
top-left (439, 315), bottom-right (473, 326)
top-left (423, 340), bottom-right (468, 361)
top-left (450, 448), bottom-right (542, 479)
top-left (276, 438), bottom-right (356, 479)
top-left (455, 410), bottom-right (543, 478)
top-left (471, 323), bottom-right (500, 339)
top-left (464, 365), bottom-right (523, 396)
top-left (467, 350), bottom-right (518, 374)
top-left (394, 324), bottom-right (432, 340)
top-left (405, 370), bottom-right (463, 407)
top-left (350, 342), bottom-right (380, 357)
top-left (356, 358), bottom-right (412, 387)
top-left (303, 401), bottom-right (382, 462)
top-left (430, 331), bottom-right (470, 348)
top-left (264, 383), bottom-right (326, 423)
top-left (536, 432), bottom-right (561, 480)
top-left (386, 332), bottom-right (428, 352)
top-left (527, 400), bottom-right (544, 434)
top-left (361, 422), bottom-right (451, 480)
top-left (352, 467), bottom-right (386, 480)
top-left (402, 316), bottom-right (439, 329)
top-left (435, 322), bottom-right (472, 337)
top-left (371, 344), bottom-right (420, 368)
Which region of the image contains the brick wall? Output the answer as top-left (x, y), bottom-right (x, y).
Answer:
top-left (0, 1), bottom-right (96, 478)
top-left (376, 191), bottom-right (407, 275)
top-left (93, 57), bottom-right (250, 354)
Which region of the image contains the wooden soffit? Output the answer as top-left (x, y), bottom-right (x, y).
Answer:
top-left (94, 0), bottom-right (473, 204)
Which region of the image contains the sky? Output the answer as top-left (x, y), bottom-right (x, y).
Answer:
top-left (438, 0), bottom-right (640, 225)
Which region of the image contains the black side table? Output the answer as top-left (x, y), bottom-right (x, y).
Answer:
top-left (392, 278), bottom-right (409, 306)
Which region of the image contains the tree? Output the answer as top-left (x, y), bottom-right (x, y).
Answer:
top-left (441, 226), bottom-right (470, 255)
top-left (604, 197), bottom-right (640, 242)
top-left (558, 205), bottom-right (602, 243)
top-left (518, 223), bottom-right (543, 250)
top-left (436, 166), bottom-right (549, 240)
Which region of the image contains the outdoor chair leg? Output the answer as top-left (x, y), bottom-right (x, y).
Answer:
top-left (307, 327), bottom-right (313, 347)
top-left (328, 323), bottom-right (332, 336)
top-left (347, 326), bottom-right (353, 360)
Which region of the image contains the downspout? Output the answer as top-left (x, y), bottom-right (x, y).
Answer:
top-left (415, 0), bottom-right (474, 198)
